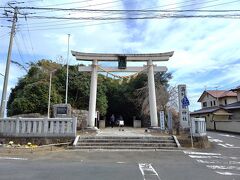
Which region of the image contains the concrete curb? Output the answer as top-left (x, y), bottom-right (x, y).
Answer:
top-left (172, 135), bottom-right (181, 148)
top-left (73, 135), bottom-right (80, 146)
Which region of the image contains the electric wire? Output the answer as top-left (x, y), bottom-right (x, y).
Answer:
top-left (14, 34), bottom-right (26, 67)
top-left (1, 0), bottom-right (239, 32)
top-left (6, 0), bottom-right (238, 28)
top-left (19, 30), bottom-right (31, 56)
top-left (25, 17), bottom-right (37, 62)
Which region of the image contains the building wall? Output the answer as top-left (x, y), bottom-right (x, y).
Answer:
top-left (191, 109), bottom-right (230, 130)
top-left (201, 94), bottom-right (217, 108)
top-left (215, 120), bottom-right (240, 133)
top-left (229, 109), bottom-right (240, 120)
top-left (237, 90), bottom-right (240, 101)
top-left (219, 97), bottom-right (237, 106)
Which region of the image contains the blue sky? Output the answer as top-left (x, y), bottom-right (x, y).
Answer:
top-left (1, 0), bottom-right (240, 112)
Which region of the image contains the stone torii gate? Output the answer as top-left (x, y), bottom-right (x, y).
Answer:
top-left (71, 51), bottom-right (174, 128)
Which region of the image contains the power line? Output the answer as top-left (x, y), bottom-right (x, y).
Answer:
top-left (8, 0), bottom-right (238, 28)
top-left (37, 0), bottom-right (95, 8)
top-left (30, 0), bottom-right (122, 15)
top-left (20, 20), bottom-right (122, 31)
top-left (14, 35), bottom-right (26, 66)
top-left (19, 30), bottom-right (31, 56)
top-left (0, 32), bottom-right (10, 38)
top-left (4, 7), bottom-right (240, 12)
top-left (25, 17), bottom-right (37, 61)
top-left (4, 14), bottom-right (240, 20)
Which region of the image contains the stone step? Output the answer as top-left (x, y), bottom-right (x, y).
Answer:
top-left (72, 135), bottom-right (180, 150)
top-left (73, 146), bottom-right (177, 150)
top-left (79, 136), bottom-right (173, 140)
top-left (76, 142), bottom-right (177, 147)
top-left (77, 139), bottom-right (175, 143)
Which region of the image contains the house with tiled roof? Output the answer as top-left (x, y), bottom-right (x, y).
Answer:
top-left (191, 87), bottom-right (240, 133)
top-left (197, 90), bottom-right (237, 108)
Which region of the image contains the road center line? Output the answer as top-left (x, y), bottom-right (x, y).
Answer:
top-left (138, 163), bottom-right (161, 180)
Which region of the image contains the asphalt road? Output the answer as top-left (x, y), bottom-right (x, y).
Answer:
top-left (0, 131), bottom-right (239, 180)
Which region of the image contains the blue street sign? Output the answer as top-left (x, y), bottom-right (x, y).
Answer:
top-left (181, 95), bottom-right (190, 108)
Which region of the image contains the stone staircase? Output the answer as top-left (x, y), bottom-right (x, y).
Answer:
top-left (72, 135), bottom-right (180, 150)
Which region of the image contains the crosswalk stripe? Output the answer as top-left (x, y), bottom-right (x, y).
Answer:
top-left (183, 151), bottom-right (221, 156)
top-left (207, 165), bottom-right (240, 170)
top-left (215, 171), bottom-right (240, 176)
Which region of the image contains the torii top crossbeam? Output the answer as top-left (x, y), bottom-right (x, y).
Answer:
top-left (71, 51), bottom-right (174, 61)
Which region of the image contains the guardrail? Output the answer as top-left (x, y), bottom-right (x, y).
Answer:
top-left (0, 117), bottom-right (77, 137)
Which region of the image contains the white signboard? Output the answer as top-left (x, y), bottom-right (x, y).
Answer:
top-left (159, 111), bottom-right (165, 130)
top-left (178, 84), bottom-right (190, 129)
top-left (167, 110), bottom-right (172, 131)
top-left (119, 120), bottom-right (124, 126)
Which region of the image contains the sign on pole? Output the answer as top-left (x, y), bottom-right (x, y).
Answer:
top-left (159, 111), bottom-right (165, 130)
top-left (167, 110), bottom-right (173, 133)
top-left (178, 84), bottom-right (190, 129)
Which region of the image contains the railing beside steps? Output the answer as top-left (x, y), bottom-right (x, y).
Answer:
top-left (0, 117), bottom-right (77, 137)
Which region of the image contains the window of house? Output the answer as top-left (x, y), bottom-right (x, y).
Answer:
top-left (203, 102), bottom-right (207, 107)
top-left (210, 101), bottom-right (213, 107)
top-left (225, 99), bottom-right (227, 105)
top-left (213, 101), bottom-right (216, 106)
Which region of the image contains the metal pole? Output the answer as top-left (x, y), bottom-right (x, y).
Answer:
top-left (65, 34), bottom-right (70, 104)
top-left (0, 7), bottom-right (17, 118)
top-left (47, 72), bottom-right (52, 118)
top-left (189, 107), bottom-right (194, 148)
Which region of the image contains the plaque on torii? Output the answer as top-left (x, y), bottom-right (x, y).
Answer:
top-left (72, 51), bottom-right (174, 128)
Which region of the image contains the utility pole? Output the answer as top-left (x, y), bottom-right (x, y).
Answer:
top-left (47, 72), bottom-right (53, 118)
top-left (65, 34), bottom-right (70, 104)
top-left (47, 69), bottom-right (57, 118)
top-left (0, 7), bottom-right (17, 118)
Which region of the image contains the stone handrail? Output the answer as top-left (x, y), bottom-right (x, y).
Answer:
top-left (0, 117), bottom-right (77, 137)
top-left (191, 118), bottom-right (207, 137)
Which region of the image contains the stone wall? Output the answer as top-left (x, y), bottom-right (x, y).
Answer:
top-left (71, 109), bottom-right (88, 129)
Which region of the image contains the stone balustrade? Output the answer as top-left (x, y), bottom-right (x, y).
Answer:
top-left (0, 117), bottom-right (77, 137)
top-left (191, 118), bottom-right (207, 137)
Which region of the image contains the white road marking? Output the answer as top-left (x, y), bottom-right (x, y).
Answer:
top-left (209, 139), bottom-right (223, 143)
top-left (189, 155), bottom-right (239, 160)
top-left (183, 151), bottom-right (221, 156)
top-left (218, 143), bottom-right (240, 149)
top-left (207, 165), bottom-right (240, 170)
top-left (196, 160), bottom-right (221, 164)
top-left (218, 134), bottom-right (236, 138)
top-left (215, 171), bottom-right (240, 176)
top-left (138, 163), bottom-right (161, 180)
top-left (229, 161), bottom-right (240, 165)
top-left (0, 157), bottom-right (28, 160)
top-left (225, 143), bottom-right (234, 147)
top-left (218, 143), bottom-right (231, 148)
top-left (116, 162), bottom-right (125, 164)
top-left (207, 136), bottom-right (212, 139)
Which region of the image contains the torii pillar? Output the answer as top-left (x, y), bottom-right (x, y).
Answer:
top-left (88, 59), bottom-right (98, 127)
top-left (148, 60), bottom-right (158, 127)
top-left (72, 51), bottom-right (174, 128)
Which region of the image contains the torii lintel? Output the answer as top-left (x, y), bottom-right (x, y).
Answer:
top-left (71, 51), bottom-right (174, 61)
